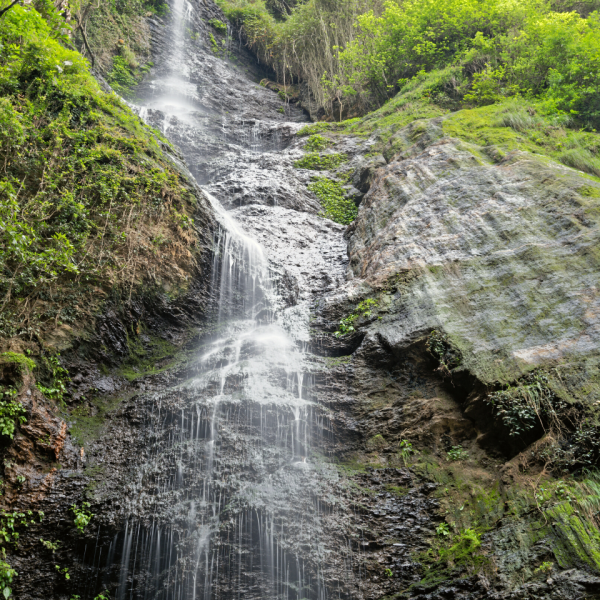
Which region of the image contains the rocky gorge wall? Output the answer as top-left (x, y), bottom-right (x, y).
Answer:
top-left (2, 1), bottom-right (600, 600)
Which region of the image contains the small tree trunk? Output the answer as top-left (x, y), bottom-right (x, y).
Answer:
top-left (77, 18), bottom-right (95, 69)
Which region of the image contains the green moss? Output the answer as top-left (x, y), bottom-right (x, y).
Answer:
top-left (385, 484), bottom-right (408, 497)
top-left (304, 134), bottom-right (333, 152)
top-left (443, 101), bottom-right (600, 182)
top-left (0, 353), bottom-right (36, 373)
top-left (547, 502), bottom-right (600, 572)
top-left (69, 393), bottom-right (129, 447)
top-left (580, 185), bottom-right (600, 198)
top-left (308, 177), bottom-right (357, 225)
top-left (324, 355), bottom-right (352, 368)
top-left (367, 434), bottom-right (386, 450)
top-left (118, 330), bottom-right (179, 381)
top-left (297, 122), bottom-right (336, 136)
top-left (294, 152), bottom-right (348, 171)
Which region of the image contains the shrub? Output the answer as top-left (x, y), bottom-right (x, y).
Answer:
top-left (0, 2), bottom-right (200, 341)
top-left (0, 559), bottom-right (17, 600)
top-left (222, 0), bottom-right (600, 125)
top-left (0, 394), bottom-right (26, 439)
top-left (427, 330), bottom-right (462, 375)
top-left (446, 446), bottom-right (468, 461)
top-left (486, 370), bottom-right (566, 437)
top-left (334, 298), bottom-right (378, 336)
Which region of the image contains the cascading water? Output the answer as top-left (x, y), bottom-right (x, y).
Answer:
top-left (73, 2), bottom-right (359, 598)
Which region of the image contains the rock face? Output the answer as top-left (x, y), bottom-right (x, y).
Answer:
top-left (346, 120), bottom-right (600, 386)
top-left (6, 0), bottom-right (600, 599)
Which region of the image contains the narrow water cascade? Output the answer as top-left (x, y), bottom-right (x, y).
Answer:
top-left (74, 2), bottom-right (359, 598)
top-left (91, 198), bottom-right (342, 600)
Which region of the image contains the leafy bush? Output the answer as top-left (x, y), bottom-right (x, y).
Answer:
top-left (71, 502), bottom-right (94, 532)
top-left (308, 177), bottom-right (358, 224)
top-left (40, 538), bottom-right (60, 552)
top-left (399, 439), bottom-right (418, 464)
top-left (222, 0), bottom-right (600, 125)
top-left (0, 559), bottom-right (17, 600)
top-left (486, 370), bottom-right (565, 437)
top-left (446, 446), bottom-right (468, 462)
top-left (439, 528), bottom-right (481, 562)
top-left (107, 55), bottom-right (138, 94)
top-left (0, 394), bottom-right (26, 440)
top-left (0, 508), bottom-right (42, 598)
top-left (427, 330), bottom-right (462, 375)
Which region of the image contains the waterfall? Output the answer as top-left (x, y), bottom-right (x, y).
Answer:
top-left (72, 2), bottom-right (361, 598)
top-left (87, 175), bottom-right (341, 600)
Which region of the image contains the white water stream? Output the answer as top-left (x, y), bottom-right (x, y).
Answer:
top-left (75, 2), bottom-right (356, 598)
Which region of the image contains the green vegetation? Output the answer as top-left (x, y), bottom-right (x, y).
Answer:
top-left (71, 0), bottom-right (167, 75)
top-left (294, 152), bottom-right (347, 170)
top-left (304, 134), bottom-right (332, 151)
top-left (0, 397), bottom-right (26, 440)
top-left (535, 561), bottom-right (554, 574)
top-left (410, 454), bottom-right (600, 586)
top-left (0, 559), bottom-right (17, 600)
top-left (221, 0), bottom-right (600, 127)
top-left (486, 370), bottom-right (562, 437)
top-left (55, 565), bottom-right (70, 580)
top-left (0, 1), bottom-right (200, 345)
top-left (308, 177), bottom-right (357, 224)
top-left (37, 354), bottom-right (69, 403)
top-left (0, 353), bottom-right (35, 439)
top-left (39, 538), bottom-right (60, 553)
top-left (0, 353), bottom-right (36, 374)
top-left (446, 446), bottom-right (468, 462)
top-left (399, 439), bottom-right (417, 465)
top-left (0, 510), bottom-right (43, 598)
top-left (297, 122), bottom-right (337, 136)
top-left (334, 298), bottom-right (378, 336)
top-left (119, 329), bottom-right (180, 381)
top-left (427, 330), bottom-right (463, 375)
top-left (0, 511), bottom-right (43, 546)
top-left (209, 32), bottom-right (220, 53)
top-left (71, 502), bottom-right (93, 532)
top-left (209, 18), bottom-right (228, 32)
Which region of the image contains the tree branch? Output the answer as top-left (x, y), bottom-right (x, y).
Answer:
top-left (0, 0), bottom-right (21, 19)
